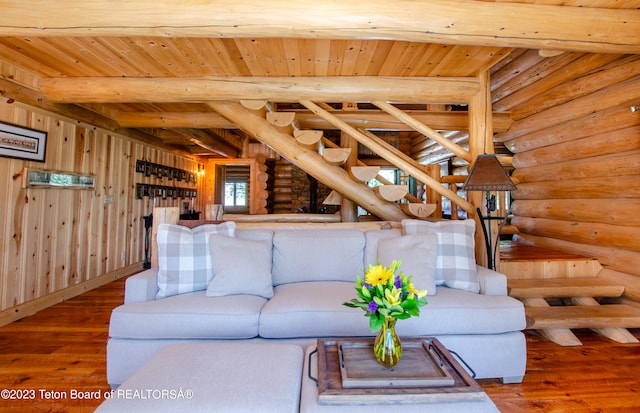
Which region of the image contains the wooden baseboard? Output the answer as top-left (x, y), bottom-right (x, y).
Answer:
top-left (0, 262), bottom-right (142, 327)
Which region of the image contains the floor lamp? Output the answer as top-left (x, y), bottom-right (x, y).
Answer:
top-left (462, 154), bottom-right (516, 270)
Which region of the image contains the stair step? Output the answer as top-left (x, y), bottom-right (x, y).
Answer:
top-left (400, 202), bottom-right (436, 219)
top-left (267, 111), bottom-right (296, 127)
top-left (508, 278), bottom-right (625, 299)
top-left (294, 130), bottom-right (323, 146)
top-left (525, 304), bottom-right (640, 329)
top-left (322, 148), bottom-right (351, 165)
top-left (349, 166), bottom-right (380, 183)
top-left (373, 184), bottom-right (408, 202)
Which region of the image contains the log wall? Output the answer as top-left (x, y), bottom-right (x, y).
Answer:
top-left (0, 98), bottom-right (202, 325)
top-left (492, 53), bottom-right (640, 299)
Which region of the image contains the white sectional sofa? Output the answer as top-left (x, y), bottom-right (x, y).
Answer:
top-left (106, 220), bottom-right (526, 388)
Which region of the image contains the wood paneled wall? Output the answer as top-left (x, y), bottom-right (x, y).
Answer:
top-left (0, 98), bottom-right (202, 325)
top-left (492, 52), bottom-right (640, 298)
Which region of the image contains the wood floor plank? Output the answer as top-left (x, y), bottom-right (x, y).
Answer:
top-left (0, 278), bottom-right (639, 411)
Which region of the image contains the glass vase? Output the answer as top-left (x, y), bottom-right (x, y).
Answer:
top-left (373, 317), bottom-right (402, 368)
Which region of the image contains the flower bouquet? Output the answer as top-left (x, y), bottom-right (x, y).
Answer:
top-left (343, 259), bottom-right (428, 367)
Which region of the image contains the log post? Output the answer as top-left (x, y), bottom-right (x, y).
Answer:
top-left (424, 164), bottom-right (442, 219)
top-left (468, 70), bottom-right (495, 268)
top-left (340, 131), bottom-right (359, 222)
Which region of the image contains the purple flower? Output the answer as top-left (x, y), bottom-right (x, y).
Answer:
top-left (367, 301), bottom-right (378, 314)
top-left (363, 282), bottom-right (372, 288)
top-left (395, 276), bottom-right (402, 289)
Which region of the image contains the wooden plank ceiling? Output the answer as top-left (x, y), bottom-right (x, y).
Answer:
top-left (0, 0), bottom-right (637, 161)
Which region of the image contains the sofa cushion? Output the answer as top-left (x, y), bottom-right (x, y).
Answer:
top-left (156, 222), bottom-right (236, 299)
top-left (259, 281), bottom-right (373, 338)
top-left (259, 282), bottom-right (524, 338)
top-left (397, 287), bottom-right (526, 335)
top-left (109, 291), bottom-right (265, 339)
top-left (402, 219), bottom-right (480, 293)
top-left (235, 228), bottom-right (273, 242)
top-left (363, 229), bottom-right (402, 267)
top-left (206, 234), bottom-right (274, 299)
top-left (377, 234), bottom-right (438, 296)
top-left (271, 229), bottom-right (365, 285)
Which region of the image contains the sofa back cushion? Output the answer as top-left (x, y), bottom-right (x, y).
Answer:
top-left (401, 219), bottom-right (479, 293)
top-left (156, 222), bottom-right (236, 298)
top-left (363, 229), bottom-right (402, 267)
top-left (206, 234), bottom-right (274, 299)
top-left (377, 233), bottom-right (438, 296)
top-left (272, 229), bottom-right (365, 285)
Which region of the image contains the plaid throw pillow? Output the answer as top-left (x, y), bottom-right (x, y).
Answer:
top-left (401, 219), bottom-right (479, 293)
top-left (156, 222), bottom-right (236, 298)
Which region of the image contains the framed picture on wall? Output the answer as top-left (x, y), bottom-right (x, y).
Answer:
top-left (0, 121), bottom-right (47, 162)
top-left (23, 168), bottom-right (95, 189)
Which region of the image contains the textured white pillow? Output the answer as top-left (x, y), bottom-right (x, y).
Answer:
top-left (377, 234), bottom-right (438, 296)
top-left (156, 222), bottom-right (236, 299)
top-left (401, 219), bottom-right (480, 293)
top-left (206, 234), bottom-right (274, 299)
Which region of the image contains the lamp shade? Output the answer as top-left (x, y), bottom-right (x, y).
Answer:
top-left (463, 154), bottom-right (516, 191)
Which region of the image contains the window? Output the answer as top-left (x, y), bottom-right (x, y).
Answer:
top-left (224, 181), bottom-right (247, 207)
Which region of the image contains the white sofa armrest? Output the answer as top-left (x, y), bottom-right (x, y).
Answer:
top-left (476, 265), bottom-right (508, 296)
top-left (124, 268), bottom-right (159, 304)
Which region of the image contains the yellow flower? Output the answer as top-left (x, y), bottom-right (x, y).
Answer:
top-left (385, 288), bottom-right (402, 306)
top-left (365, 264), bottom-right (393, 287)
top-left (408, 282), bottom-right (428, 299)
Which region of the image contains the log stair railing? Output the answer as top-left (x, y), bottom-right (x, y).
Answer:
top-left (508, 278), bottom-right (640, 346)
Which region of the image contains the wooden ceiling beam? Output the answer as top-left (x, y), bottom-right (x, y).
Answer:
top-left (176, 129), bottom-right (240, 158)
top-left (0, 78), bottom-right (191, 156)
top-left (39, 76), bottom-right (480, 104)
top-left (115, 109), bottom-right (513, 132)
top-left (0, 0), bottom-right (637, 53)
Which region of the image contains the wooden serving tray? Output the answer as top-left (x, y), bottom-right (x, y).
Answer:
top-left (315, 337), bottom-right (485, 405)
top-left (337, 339), bottom-right (455, 388)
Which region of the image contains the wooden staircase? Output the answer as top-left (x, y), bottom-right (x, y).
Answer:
top-left (509, 278), bottom-right (640, 346)
top-left (237, 100), bottom-right (442, 220)
top-left (501, 243), bottom-right (640, 346)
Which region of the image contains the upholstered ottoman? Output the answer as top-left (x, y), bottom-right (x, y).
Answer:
top-left (300, 346), bottom-right (500, 413)
top-left (96, 342), bottom-right (304, 413)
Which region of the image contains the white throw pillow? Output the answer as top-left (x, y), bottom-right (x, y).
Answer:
top-left (377, 234), bottom-right (438, 296)
top-left (206, 234), bottom-right (274, 299)
top-left (401, 219), bottom-right (480, 293)
top-left (156, 222), bottom-right (236, 299)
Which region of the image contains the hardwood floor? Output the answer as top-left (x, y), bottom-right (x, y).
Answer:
top-left (0, 278), bottom-right (639, 412)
